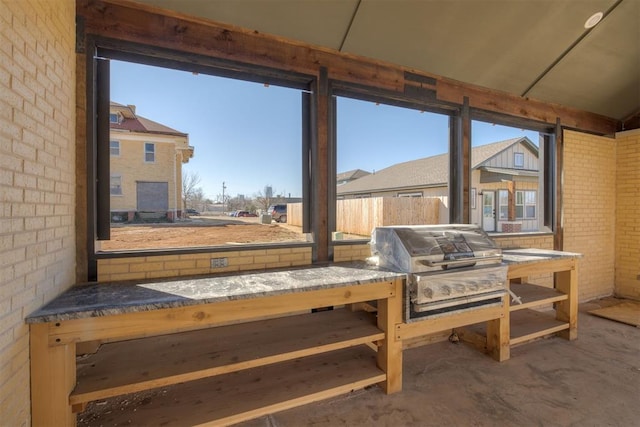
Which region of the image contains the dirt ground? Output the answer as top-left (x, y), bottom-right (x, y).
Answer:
top-left (101, 216), bottom-right (307, 250)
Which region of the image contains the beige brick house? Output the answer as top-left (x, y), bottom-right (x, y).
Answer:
top-left (109, 102), bottom-right (194, 221)
top-left (337, 137), bottom-right (540, 232)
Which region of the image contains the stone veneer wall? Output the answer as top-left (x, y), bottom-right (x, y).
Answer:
top-left (614, 129), bottom-right (640, 300)
top-left (563, 130), bottom-right (616, 301)
top-left (0, 1), bottom-right (76, 424)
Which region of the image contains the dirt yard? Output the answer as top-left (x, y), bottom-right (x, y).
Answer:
top-left (101, 216), bottom-right (306, 250)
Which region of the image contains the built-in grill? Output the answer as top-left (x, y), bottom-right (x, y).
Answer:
top-left (370, 224), bottom-right (507, 321)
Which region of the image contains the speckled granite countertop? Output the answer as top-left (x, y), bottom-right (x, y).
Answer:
top-left (26, 251), bottom-right (582, 324)
top-left (26, 262), bottom-right (403, 323)
top-left (501, 248), bottom-right (583, 264)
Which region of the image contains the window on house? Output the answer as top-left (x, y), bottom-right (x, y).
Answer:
top-left (334, 95), bottom-right (450, 241)
top-left (110, 140), bottom-right (120, 156)
top-left (398, 192), bottom-right (423, 197)
top-left (471, 188), bottom-right (476, 209)
top-left (110, 113), bottom-right (119, 123)
top-left (516, 190), bottom-right (536, 219)
top-left (110, 175), bottom-right (122, 195)
top-left (514, 152), bottom-right (524, 168)
top-left (498, 189), bottom-right (509, 220)
top-left (144, 143), bottom-right (155, 163)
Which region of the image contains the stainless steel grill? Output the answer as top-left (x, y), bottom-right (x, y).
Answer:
top-left (371, 224), bottom-right (507, 321)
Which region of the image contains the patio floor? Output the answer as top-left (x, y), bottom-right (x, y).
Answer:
top-left (235, 297), bottom-right (639, 427)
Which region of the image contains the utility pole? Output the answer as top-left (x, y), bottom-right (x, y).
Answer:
top-left (222, 181), bottom-right (227, 214)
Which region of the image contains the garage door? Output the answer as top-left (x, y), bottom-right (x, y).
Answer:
top-left (136, 181), bottom-right (168, 212)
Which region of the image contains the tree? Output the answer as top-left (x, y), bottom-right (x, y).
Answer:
top-left (254, 185), bottom-right (280, 212)
top-left (182, 170), bottom-right (202, 211)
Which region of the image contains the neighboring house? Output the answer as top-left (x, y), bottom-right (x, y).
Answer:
top-left (109, 102), bottom-right (194, 222)
top-left (336, 169), bottom-right (371, 186)
top-left (337, 137), bottom-right (539, 232)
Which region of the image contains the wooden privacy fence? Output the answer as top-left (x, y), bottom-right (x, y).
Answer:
top-left (288, 197), bottom-right (442, 237)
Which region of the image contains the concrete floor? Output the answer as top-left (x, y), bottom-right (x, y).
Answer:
top-left (238, 299), bottom-right (640, 427)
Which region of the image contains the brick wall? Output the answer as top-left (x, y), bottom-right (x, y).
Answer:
top-left (110, 135), bottom-right (186, 212)
top-left (98, 247), bottom-right (313, 281)
top-left (0, 0), bottom-right (76, 424)
top-left (563, 130), bottom-right (616, 301)
top-left (333, 244), bottom-right (372, 263)
top-left (615, 129), bottom-right (640, 300)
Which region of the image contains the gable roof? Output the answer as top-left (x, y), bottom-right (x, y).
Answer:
top-left (337, 137), bottom-right (537, 196)
top-left (110, 102), bottom-right (188, 137)
top-left (337, 169), bottom-right (371, 184)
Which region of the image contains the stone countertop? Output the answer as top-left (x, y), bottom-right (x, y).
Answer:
top-left (501, 248), bottom-right (583, 264)
top-left (25, 262), bottom-right (404, 323)
top-left (26, 250), bottom-right (582, 324)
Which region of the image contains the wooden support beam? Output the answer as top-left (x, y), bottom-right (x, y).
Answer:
top-left (30, 324), bottom-right (76, 427)
top-left (376, 279), bottom-right (403, 394)
top-left (78, 0), bottom-right (618, 136)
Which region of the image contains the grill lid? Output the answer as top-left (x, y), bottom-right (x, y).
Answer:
top-left (371, 224), bottom-right (502, 273)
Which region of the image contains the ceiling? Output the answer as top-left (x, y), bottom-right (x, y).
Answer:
top-left (134, 0), bottom-right (638, 124)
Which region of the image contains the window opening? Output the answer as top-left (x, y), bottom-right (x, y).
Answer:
top-left (335, 96), bottom-right (450, 241)
top-left (110, 140), bottom-right (120, 156)
top-left (471, 120), bottom-right (547, 233)
top-left (514, 152), bottom-right (524, 168)
top-left (498, 189), bottom-right (509, 220)
top-left (110, 175), bottom-right (122, 195)
top-left (516, 190), bottom-right (537, 219)
top-left (144, 143), bottom-right (155, 163)
top-left (100, 58), bottom-right (308, 252)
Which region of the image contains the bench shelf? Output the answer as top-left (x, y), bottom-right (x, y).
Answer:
top-left (72, 309), bottom-right (383, 406)
top-left (509, 282), bottom-right (568, 312)
top-left (81, 344), bottom-right (384, 427)
top-left (510, 308), bottom-right (570, 345)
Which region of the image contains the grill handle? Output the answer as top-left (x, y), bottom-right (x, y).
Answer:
top-left (420, 254), bottom-right (503, 268)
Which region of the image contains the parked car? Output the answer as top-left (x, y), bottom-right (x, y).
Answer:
top-left (268, 204), bottom-right (287, 223)
top-left (237, 211), bottom-right (257, 217)
top-left (185, 208), bottom-right (199, 216)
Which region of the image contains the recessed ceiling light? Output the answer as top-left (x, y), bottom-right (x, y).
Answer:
top-left (584, 12), bottom-right (603, 29)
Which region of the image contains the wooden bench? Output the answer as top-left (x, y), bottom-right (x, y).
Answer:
top-left (27, 264), bottom-right (405, 426)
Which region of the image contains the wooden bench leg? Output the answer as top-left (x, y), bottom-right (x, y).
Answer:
top-left (376, 279), bottom-right (403, 394)
top-left (30, 323), bottom-right (76, 426)
top-left (555, 267), bottom-right (578, 340)
top-left (485, 299), bottom-right (510, 362)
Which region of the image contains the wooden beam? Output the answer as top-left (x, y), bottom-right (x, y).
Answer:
top-left (436, 77), bottom-right (617, 135)
top-left (315, 68), bottom-right (329, 262)
top-left (78, 0), bottom-right (618, 136)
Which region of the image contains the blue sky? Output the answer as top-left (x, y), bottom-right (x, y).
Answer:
top-left (111, 60), bottom-right (538, 200)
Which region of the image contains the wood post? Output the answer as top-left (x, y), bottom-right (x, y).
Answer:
top-left (376, 278), bottom-right (403, 394)
top-left (30, 323), bottom-right (76, 427)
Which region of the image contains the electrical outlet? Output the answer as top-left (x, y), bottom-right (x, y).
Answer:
top-left (210, 257), bottom-right (228, 268)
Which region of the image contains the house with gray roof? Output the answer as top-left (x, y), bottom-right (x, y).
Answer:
top-left (337, 137), bottom-right (540, 232)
